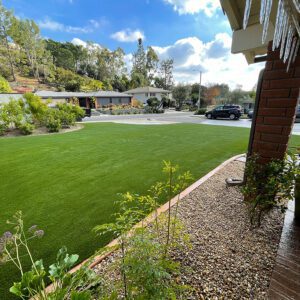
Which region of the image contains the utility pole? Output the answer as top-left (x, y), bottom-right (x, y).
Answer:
top-left (198, 71), bottom-right (202, 110)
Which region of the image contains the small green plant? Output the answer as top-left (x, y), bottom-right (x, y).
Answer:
top-left (242, 154), bottom-right (298, 226)
top-left (0, 123), bottom-right (7, 135)
top-left (94, 162), bottom-right (193, 299)
top-left (44, 109), bottom-right (62, 132)
top-left (19, 122), bottom-right (35, 135)
top-left (194, 108), bottom-right (207, 115)
top-left (0, 211), bottom-right (99, 299)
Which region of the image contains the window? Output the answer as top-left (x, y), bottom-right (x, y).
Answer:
top-left (215, 106), bottom-right (223, 111)
top-left (150, 93), bottom-right (156, 97)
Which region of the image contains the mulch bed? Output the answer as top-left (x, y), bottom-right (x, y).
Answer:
top-left (1, 124), bottom-right (83, 138)
top-left (93, 159), bottom-right (284, 299)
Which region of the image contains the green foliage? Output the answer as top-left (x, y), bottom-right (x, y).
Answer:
top-left (23, 93), bottom-right (48, 123)
top-left (242, 154), bottom-right (299, 226)
top-left (0, 75), bottom-right (12, 92)
top-left (172, 85), bottom-right (190, 110)
top-left (81, 79), bottom-right (103, 92)
top-left (55, 67), bottom-right (84, 92)
top-left (56, 103), bottom-right (84, 127)
top-left (94, 162), bottom-right (193, 299)
top-left (194, 108), bottom-right (207, 115)
top-left (160, 59), bottom-right (174, 90)
top-left (0, 122), bottom-right (7, 135)
top-left (0, 211), bottom-right (98, 300)
top-left (0, 99), bottom-right (25, 129)
top-left (19, 122), bottom-right (35, 135)
top-left (44, 109), bottom-right (62, 132)
top-left (124, 231), bottom-right (181, 300)
top-left (147, 97), bottom-right (160, 108)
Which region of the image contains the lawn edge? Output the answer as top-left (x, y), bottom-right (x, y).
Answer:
top-left (43, 153), bottom-right (245, 295)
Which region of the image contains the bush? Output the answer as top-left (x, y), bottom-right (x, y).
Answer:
top-left (23, 93), bottom-right (48, 124)
top-left (0, 75), bottom-right (12, 93)
top-left (0, 123), bottom-right (7, 136)
top-left (19, 122), bottom-right (35, 135)
top-left (242, 154), bottom-right (298, 226)
top-left (0, 99), bottom-right (24, 129)
top-left (71, 104), bottom-right (85, 121)
top-left (44, 109), bottom-right (62, 132)
top-left (132, 98), bottom-right (143, 108)
top-left (194, 108), bottom-right (207, 115)
top-left (147, 97), bottom-right (160, 108)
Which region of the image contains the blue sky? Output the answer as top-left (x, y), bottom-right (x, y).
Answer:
top-left (4, 0), bottom-right (263, 90)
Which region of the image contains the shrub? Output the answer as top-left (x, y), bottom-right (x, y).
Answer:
top-left (56, 103), bottom-right (84, 127)
top-left (44, 109), bottom-right (62, 132)
top-left (71, 104), bottom-right (85, 121)
top-left (0, 75), bottom-right (12, 93)
top-left (194, 108), bottom-right (207, 115)
top-left (22, 93), bottom-right (49, 124)
top-left (0, 123), bottom-right (7, 136)
top-left (0, 99), bottom-right (24, 129)
top-left (147, 97), bottom-right (160, 108)
top-left (19, 122), bottom-right (35, 135)
top-left (131, 98), bottom-right (143, 108)
top-left (242, 154), bottom-right (298, 226)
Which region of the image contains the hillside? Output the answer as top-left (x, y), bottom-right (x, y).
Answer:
top-left (8, 74), bottom-right (58, 93)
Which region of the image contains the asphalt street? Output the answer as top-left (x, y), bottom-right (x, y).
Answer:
top-left (82, 110), bottom-right (300, 135)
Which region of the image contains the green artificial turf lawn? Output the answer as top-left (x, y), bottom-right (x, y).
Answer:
top-left (0, 122), bottom-right (300, 299)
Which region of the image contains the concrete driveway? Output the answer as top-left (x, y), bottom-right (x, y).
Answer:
top-left (82, 110), bottom-right (300, 135)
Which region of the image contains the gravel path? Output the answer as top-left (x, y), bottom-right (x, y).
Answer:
top-left (93, 160), bottom-right (284, 299)
top-left (173, 160), bottom-right (283, 299)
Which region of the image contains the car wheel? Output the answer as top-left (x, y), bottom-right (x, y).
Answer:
top-left (229, 113), bottom-right (236, 120)
top-left (207, 113), bottom-right (212, 119)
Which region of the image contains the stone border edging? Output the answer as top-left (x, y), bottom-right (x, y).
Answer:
top-left (43, 153), bottom-right (245, 294)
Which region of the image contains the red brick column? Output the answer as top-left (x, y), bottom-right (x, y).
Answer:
top-left (249, 42), bottom-right (300, 164)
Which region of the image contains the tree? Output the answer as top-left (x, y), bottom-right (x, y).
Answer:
top-left (129, 72), bottom-right (147, 89)
top-left (0, 1), bottom-right (16, 80)
top-left (172, 84), bottom-right (190, 110)
top-left (45, 39), bottom-right (76, 71)
top-left (160, 59), bottom-right (174, 90)
top-left (146, 47), bottom-right (159, 84)
top-left (11, 18), bottom-right (48, 80)
top-left (0, 75), bottom-right (12, 92)
top-left (154, 76), bottom-right (165, 89)
top-left (190, 83), bottom-right (207, 107)
top-left (205, 85), bottom-right (220, 106)
top-left (131, 38), bottom-right (147, 86)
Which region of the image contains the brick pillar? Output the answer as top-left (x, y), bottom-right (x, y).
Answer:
top-left (249, 42), bottom-right (300, 164)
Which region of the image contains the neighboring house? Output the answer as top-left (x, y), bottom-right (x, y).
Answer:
top-left (125, 87), bottom-right (171, 104)
top-left (35, 91), bottom-right (132, 108)
top-left (0, 91), bottom-right (132, 109)
top-left (241, 99), bottom-right (254, 114)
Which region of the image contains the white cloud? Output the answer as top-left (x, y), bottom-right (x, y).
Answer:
top-left (38, 18), bottom-right (64, 31)
top-left (71, 38), bottom-right (87, 47)
top-left (71, 38), bottom-right (101, 50)
top-left (111, 29), bottom-right (145, 43)
top-left (163, 0), bottom-right (220, 17)
top-left (142, 33), bottom-right (263, 90)
top-left (38, 17), bottom-right (101, 34)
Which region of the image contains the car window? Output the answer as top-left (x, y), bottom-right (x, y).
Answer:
top-left (215, 106), bottom-right (223, 111)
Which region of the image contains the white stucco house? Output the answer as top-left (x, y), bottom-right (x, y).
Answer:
top-left (124, 86), bottom-right (171, 104)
